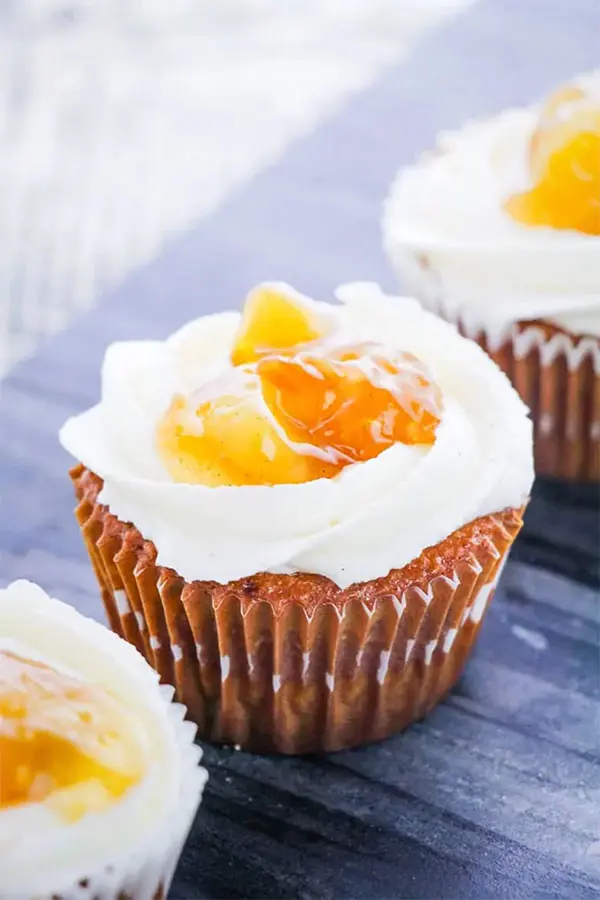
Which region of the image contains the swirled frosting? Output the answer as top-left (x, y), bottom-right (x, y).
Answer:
top-left (60, 283), bottom-right (533, 588)
top-left (383, 71), bottom-right (600, 340)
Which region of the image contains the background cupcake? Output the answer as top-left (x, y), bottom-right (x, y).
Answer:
top-left (60, 282), bottom-right (533, 754)
top-left (383, 71), bottom-right (600, 483)
top-left (0, 580), bottom-right (206, 900)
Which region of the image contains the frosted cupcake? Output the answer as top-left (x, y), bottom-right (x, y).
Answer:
top-left (60, 281), bottom-right (533, 754)
top-left (0, 580), bottom-right (206, 900)
top-left (383, 72), bottom-right (600, 482)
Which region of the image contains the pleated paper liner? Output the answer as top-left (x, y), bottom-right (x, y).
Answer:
top-left (474, 320), bottom-right (599, 482)
top-left (72, 465), bottom-right (523, 754)
top-left (385, 248), bottom-right (600, 483)
top-left (451, 313), bottom-right (599, 482)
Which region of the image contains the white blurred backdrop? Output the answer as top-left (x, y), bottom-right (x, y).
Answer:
top-left (0, 0), bottom-right (471, 375)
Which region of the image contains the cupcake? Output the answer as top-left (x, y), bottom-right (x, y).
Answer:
top-left (383, 71), bottom-right (600, 482)
top-left (0, 580), bottom-right (206, 900)
top-left (60, 281), bottom-right (533, 754)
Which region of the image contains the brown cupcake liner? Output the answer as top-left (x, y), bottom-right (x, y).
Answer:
top-left (475, 320), bottom-right (599, 482)
top-left (72, 465), bottom-right (524, 754)
top-left (391, 250), bottom-right (600, 482)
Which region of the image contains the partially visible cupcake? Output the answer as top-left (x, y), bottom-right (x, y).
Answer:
top-left (60, 281), bottom-right (533, 754)
top-left (383, 71), bottom-right (600, 482)
top-left (0, 580), bottom-right (206, 900)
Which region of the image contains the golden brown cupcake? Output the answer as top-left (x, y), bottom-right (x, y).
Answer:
top-left (60, 281), bottom-right (533, 753)
top-left (0, 580), bottom-right (206, 899)
top-left (383, 72), bottom-right (600, 482)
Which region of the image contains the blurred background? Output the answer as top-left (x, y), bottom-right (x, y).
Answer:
top-left (0, 0), bottom-right (470, 377)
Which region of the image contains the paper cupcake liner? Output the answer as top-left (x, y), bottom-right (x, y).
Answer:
top-left (72, 465), bottom-right (523, 755)
top-left (1, 587), bottom-right (207, 900)
top-left (386, 247), bottom-right (600, 483)
top-left (476, 321), bottom-right (599, 483)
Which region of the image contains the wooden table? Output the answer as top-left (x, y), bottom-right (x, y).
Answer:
top-left (0, 0), bottom-right (598, 896)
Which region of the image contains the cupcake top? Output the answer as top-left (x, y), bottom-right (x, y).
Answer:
top-left (60, 282), bottom-right (533, 588)
top-left (383, 71), bottom-right (600, 339)
top-left (0, 580), bottom-right (205, 897)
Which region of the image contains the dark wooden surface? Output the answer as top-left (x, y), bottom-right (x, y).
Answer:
top-left (1, 0), bottom-right (599, 897)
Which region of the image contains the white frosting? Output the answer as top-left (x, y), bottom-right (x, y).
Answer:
top-left (383, 72), bottom-right (600, 341)
top-left (0, 580), bottom-right (206, 897)
top-left (59, 283), bottom-right (533, 588)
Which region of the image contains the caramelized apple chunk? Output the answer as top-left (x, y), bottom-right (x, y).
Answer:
top-left (230, 284), bottom-right (328, 366)
top-left (505, 82), bottom-right (600, 234)
top-left (0, 650), bottom-right (143, 822)
top-left (157, 369), bottom-right (338, 485)
top-left (157, 341), bottom-right (442, 487)
top-left (258, 344), bottom-right (442, 465)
